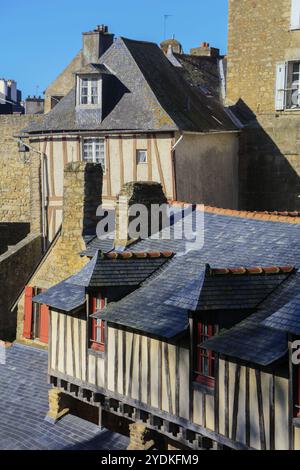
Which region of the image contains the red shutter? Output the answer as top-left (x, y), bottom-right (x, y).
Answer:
top-left (39, 303), bottom-right (49, 343)
top-left (23, 286), bottom-right (34, 339)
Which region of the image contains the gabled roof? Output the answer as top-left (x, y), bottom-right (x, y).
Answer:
top-left (203, 270), bottom-right (300, 365)
top-left (165, 265), bottom-right (294, 311)
top-left (65, 250), bottom-right (173, 287)
top-left (24, 37), bottom-right (237, 134)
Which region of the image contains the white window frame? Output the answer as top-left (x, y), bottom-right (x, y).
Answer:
top-left (276, 60), bottom-right (300, 111)
top-left (136, 149), bottom-right (148, 164)
top-left (82, 137), bottom-right (106, 173)
top-left (291, 0), bottom-right (300, 30)
top-left (77, 76), bottom-right (102, 107)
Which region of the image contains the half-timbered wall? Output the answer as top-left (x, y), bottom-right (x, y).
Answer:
top-left (216, 358), bottom-right (290, 450)
top-left (29, 133), bottom-right (174, 242)
top-left (50, 312), bottom-right (296, 450)
top-left (49, 313), bottom-right (217, 433)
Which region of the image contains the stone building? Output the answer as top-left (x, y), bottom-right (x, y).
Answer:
top-left (226, 0), bottom-right (300, 211)
top-left (30, 185), bottom-right (300, 450)
top-left (21, 25), bottom-right (239, 244)
top-left (0, 78), bottom-right (23, 114)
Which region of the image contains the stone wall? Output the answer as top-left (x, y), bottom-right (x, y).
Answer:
top-left (16, 162), bottom-right (102, 343)
top-left (0, 115), bottom-right (43, 223)
top-left (226, 0), bottom-right (300, 211)
top-left (0, 233), bottom-right (42, 341)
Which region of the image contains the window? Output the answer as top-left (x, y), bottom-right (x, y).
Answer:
top-left (23, 286), bottom-right (49, 344)
top-left (89, 293), bottom-right (106, 352)
top-left (83, 138), bottom-right (106, 172)
top-left (79, 77), bottom-right (100, 105)
top-left (275, 61), bottom-right (300, 110)
top-left (136, 149), bottom-right (147, 164)
top-left (291, 0), bottom-right (300, 30)
top-left (194, 321), bottom-right (219, 388)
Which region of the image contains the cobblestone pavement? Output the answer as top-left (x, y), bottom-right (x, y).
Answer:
top-left (0, 343), bottom-right (129, 450)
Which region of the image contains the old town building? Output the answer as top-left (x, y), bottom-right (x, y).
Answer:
top-left (227, 0), bottom-right (300, 211)
top-left (30, 184), bottom-right (300, 450)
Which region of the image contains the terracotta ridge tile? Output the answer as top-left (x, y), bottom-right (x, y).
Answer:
top-left (169, 200), bottom-right (300, 224)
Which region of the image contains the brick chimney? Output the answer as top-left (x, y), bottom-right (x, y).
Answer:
top-left (114, 182), bottom-right (167, 249)
top-left (82, 25), bottom-right (114, 64)
top-left (190, 42), bottom-right (220, 58)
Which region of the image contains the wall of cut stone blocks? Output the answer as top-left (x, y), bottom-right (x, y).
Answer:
top-left (227, 0), bottom-right (300, 211)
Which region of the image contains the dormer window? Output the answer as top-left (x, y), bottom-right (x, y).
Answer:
top-left (79, 77), bottom-right (101, 106)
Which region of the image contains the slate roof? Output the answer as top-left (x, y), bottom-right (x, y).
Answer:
top-left (33, 281), bottom-right (86, 312)
top-left (174, 54), bottom-right (223, 100)
top-left (165, 266), bottom-right (293, 312)
top-left (24, 37), bottom-right (237, 134)
top-left (66, 250), bottom-right (173, 288)
top-left (91, 205), bottom-right (300, 346)
top-left (203, 270), bottom-right (300, 365)
top-left (75, 63), bottom-right (112, 75)
top-left (263, 288), bottom-right (300, 335)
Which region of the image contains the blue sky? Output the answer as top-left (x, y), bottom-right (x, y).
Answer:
top-left (1, 0), bottom-right (228, 98)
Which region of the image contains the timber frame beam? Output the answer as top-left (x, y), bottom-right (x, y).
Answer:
top-left (49, 372), bottom-right (254, 451)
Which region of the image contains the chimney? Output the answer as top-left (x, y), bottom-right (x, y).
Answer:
top-left (62, 162), bottom-right (102, 242)
top-left (114, 182), bottom-right (167, 249)
top-left (190, 42), bottom-right (220, 58)
top-left (82, 25), bottom-right (114, 64)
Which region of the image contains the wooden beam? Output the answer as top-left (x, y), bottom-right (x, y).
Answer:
top-left (158, 340), bottom-right (162, 410)
top-left (76, 136), bottom-right (81, 162)
top-left (55, 313), bottom-right (60, 371)
top-left (164, 343), bottom-right (173, 415)
top-left (175, 344), bottom-right (180, 416)
top-left (225, 360), bottom-right (229, 438)
top-left (49, 138), bottom-right (55, 197)
top-left (104, 321), bottom-right (108, 389)
top-left (189, 318), bottom-right (194, 422)
top-left (202, 393), bottom-right (206, 428)
top-left (49, 369), bottom-right (255, 450)
top-left (119, 135), bottom-right (124, 188)
top-left (62, 137), bottom-right (68, 167)
top-left (231, 364), bottom-right (241, 441)
top-left (153, 136), bottom-right (166, 195)
top-left (255, 369), bottom-right (266, 450)
top-left (122, 330), bottom-right (126, 396)
top-left (269, 373), bottom-right (275, 450)
top-left (48, 311), bottom-right (52, 375)
top-left (147, 134), bottom-right (152, 181)
top-left (63, 316), bottom-right (67, 374)
top-left (78, 319), bottom-right (83, 381)
top-left (132, 137), bottom-right (137, 182)
top-left (214, 354), bottom-right (220, 434)
top-left (147, 337), bottom-right (151, 406)
top-left (245, 367), bottom-right (250, 447)
top-left (105, 136), bottom-right (112, 196)
top-left (138, 335), bottom-right (142, 402)
top-left (127, 333), bottom-right (136, 397)
top-left (114, 329), bottom-right (118, 392)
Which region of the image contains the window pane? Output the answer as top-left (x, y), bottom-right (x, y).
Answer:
top-left (136, 150), bottom-right (147, 164)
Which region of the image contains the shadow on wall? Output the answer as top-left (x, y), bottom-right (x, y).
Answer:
top-left (233, 99), bottom-right (300, 212)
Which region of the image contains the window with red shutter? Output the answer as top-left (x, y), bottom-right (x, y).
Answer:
top-left (23, 286), bottom-right (34, 339)
top-left (23, 286), bottom-right (49, 343)
top-left (194, 321), bottom-right (219, 388)
top-left (89, 293), bottom-right (106, 352)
